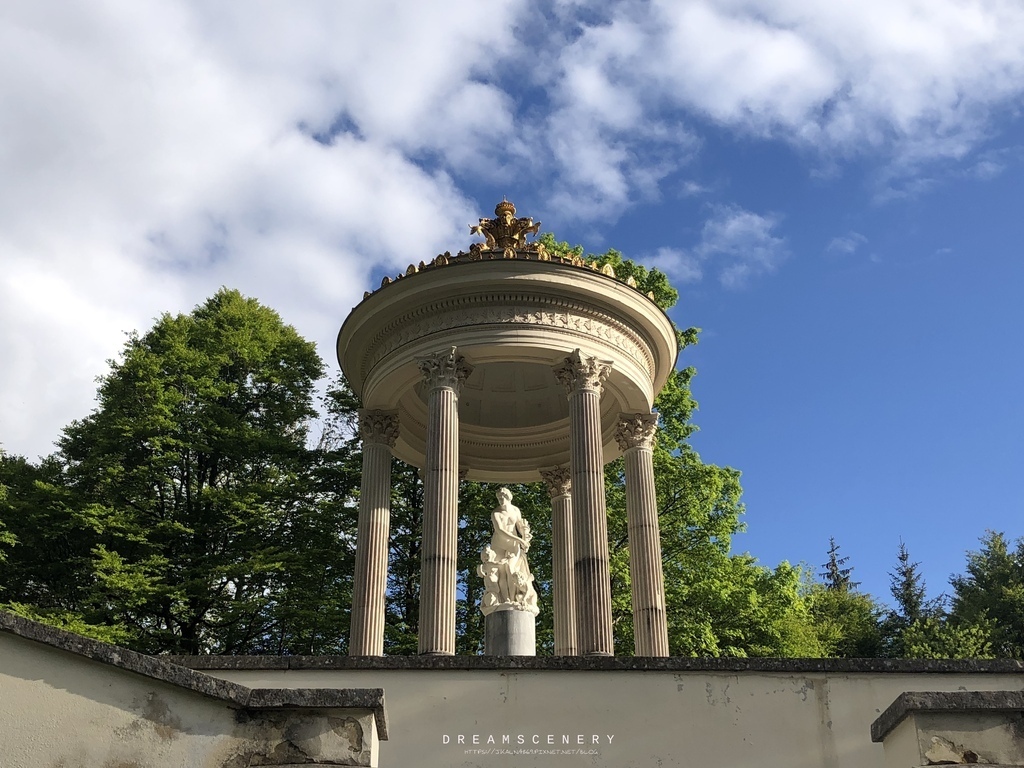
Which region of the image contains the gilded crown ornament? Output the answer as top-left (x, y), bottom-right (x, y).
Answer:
top-left (360, 199), bottom-right (664, 302)
top-left (470, 199), bottom-right (543, 257)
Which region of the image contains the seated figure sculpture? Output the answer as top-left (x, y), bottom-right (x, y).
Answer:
top-left (478, 488), bottom-right (539, 616)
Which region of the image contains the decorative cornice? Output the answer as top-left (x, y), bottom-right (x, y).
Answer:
top-left (417, 347), bottom-right (473, 393)
top-left (359, 246), bottom-right (660, 305)
top-left (358, 410), bottom-right (399, 448)
top-left (362, 294), bottom-right (655, 381)
top-left (553, 349), bottom-right (612, 395)
top-left (615, 412), bottom-right (658, 451)
top-left (539, 466), bottom-right (572, 499)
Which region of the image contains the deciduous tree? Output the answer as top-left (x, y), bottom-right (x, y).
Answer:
top-left (55, 289), bottom-right (328, 654)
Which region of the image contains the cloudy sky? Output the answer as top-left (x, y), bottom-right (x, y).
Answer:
top-left (3, 1), bottom-right (1023, 604)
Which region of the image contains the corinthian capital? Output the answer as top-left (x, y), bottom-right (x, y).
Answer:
top-left (615, 412), bottom-right (658, 451)
top-left (539, 466), bottom-right (572, 499)
top-left (359, 410), bottom-right (400, 448)
top-left (418, 347), bottom-right (474, 392)
top-left (553, 349), bottom-right (612, 395)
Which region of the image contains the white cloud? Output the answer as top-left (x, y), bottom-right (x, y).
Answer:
top-left (645, 205), bottom-right (787, 289)
top-left (646, 247), bottom-right (703, 284)
top-left (697, 206), bottom-right (789, 287)
top-left (534, 0), bottom-right (1024, 209)
top-left (0, 1), bottom-right (516, 459)
top-left (4, 0), bottom-right (1024, 458)
top-left (826, 232), bottom-right (869, 257)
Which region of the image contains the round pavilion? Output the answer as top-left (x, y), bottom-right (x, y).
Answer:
top-left (337, 202), bottom-right (678, 657)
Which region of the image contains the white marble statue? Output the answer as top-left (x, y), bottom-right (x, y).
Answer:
top-left (478, 488), bottom-right (539, 616)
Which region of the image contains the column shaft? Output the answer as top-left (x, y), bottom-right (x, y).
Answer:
top-left (618, 413), bottom-right (669, 657)
top-left (349, 411), bottom-right (398, 656)
top-left (555, 350), bottom-right (614, 657)
top-left (417, 348), bottom-right (472, 655)
top-left (541, 467), bottom-right (576, 656)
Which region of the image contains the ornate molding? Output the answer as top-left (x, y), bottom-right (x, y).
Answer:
top-left (615, 412), bottom-right (658, 451)
top-left (359, 410), bottom-right (399, 448)
top-left (539, 466), bottom-right (572, 499)
top-left (363, 295), bottom-right (655, 381)
top-left (553, 349), bottom-right (612, 395)
top-left (417, 347), bottom-right (473, 393)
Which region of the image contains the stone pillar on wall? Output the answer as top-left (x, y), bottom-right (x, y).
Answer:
top-left (554, 349), bottom-right (614, 657)
top-left (540, 466), bottom-right (577, 656)
top-left (349, 410), bottom-right (399, 657)
top-left (417, 347), bottom-right (473, 655)
top-left (616, 412), bottom-right (669, 657)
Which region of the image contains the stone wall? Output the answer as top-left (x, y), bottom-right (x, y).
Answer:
top-left (5, 609), bottom-right (1023, 768)
top-left (178, 655), bottom-right (1024, 768)
top-left (0, 612), bottom-right (385, 768)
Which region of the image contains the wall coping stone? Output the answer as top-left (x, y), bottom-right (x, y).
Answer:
top-left (870, 690), bottom-right (1024, 742)
top-left (165, 652), bottom-right (1024, 675)
top-left (0, 610), bottom-right (387, 739)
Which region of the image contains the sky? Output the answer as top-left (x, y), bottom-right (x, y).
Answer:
top-left (2, 1), bottom-right (1023, 607)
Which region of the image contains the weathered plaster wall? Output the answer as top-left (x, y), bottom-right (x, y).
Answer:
top-left (0, 621), bottom-right (382, 768)
top-left (190, 659), bottom-right (1024, 768)
top-left (5, 609), bottom-right (1022, 768)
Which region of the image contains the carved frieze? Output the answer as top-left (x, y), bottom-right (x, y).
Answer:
top-left (363, 296), bottom-right (655, 382)
top-left (615, 412), bottom-right (658, 452)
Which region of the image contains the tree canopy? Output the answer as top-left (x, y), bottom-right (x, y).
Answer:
top-left (1, 264), bottom-right (1020, 661)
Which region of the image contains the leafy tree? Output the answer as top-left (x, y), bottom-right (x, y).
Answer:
top-left (538, 234), bottom-right (821, 657)
top-left (949, 531), bottom-right (1024, 658)
top-left (53, 289), bottom-right (329, 654)
top-left (901, 616), bottom-right (995, 659)
top-left (0, 452), bottom-right (116, 639)
top-left (0, 466), bottom-right (14, 562)
top-left (808, 539), bottom-right (882, 657)
top-left (2, 242), bottom-right (838, 660)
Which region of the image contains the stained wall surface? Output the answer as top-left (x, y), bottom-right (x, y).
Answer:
top-left (188, 658), bottom-right (1024, 768)
top-left (5, 612), bottom-right (1023, 768)
top-left (0, 621), bottom-right (381, 768)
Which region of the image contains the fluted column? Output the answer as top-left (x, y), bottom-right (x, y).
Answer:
top-left (417, 347), bottom-right (473, 655)
top-left (540, 466), bottom-right (577, 656)
top-left (616, 412), bottom-right (669, 657)
top-left (554, 349), bottom-right (614, 657)
top-left (349, 410), bottom-right (399, 656)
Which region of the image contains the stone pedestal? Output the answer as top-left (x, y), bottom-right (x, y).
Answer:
top-left (484, 609), bottom-right (536, 656)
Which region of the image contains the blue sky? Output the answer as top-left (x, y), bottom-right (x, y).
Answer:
top-left (2, 1), bottom-right (1023, 607)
